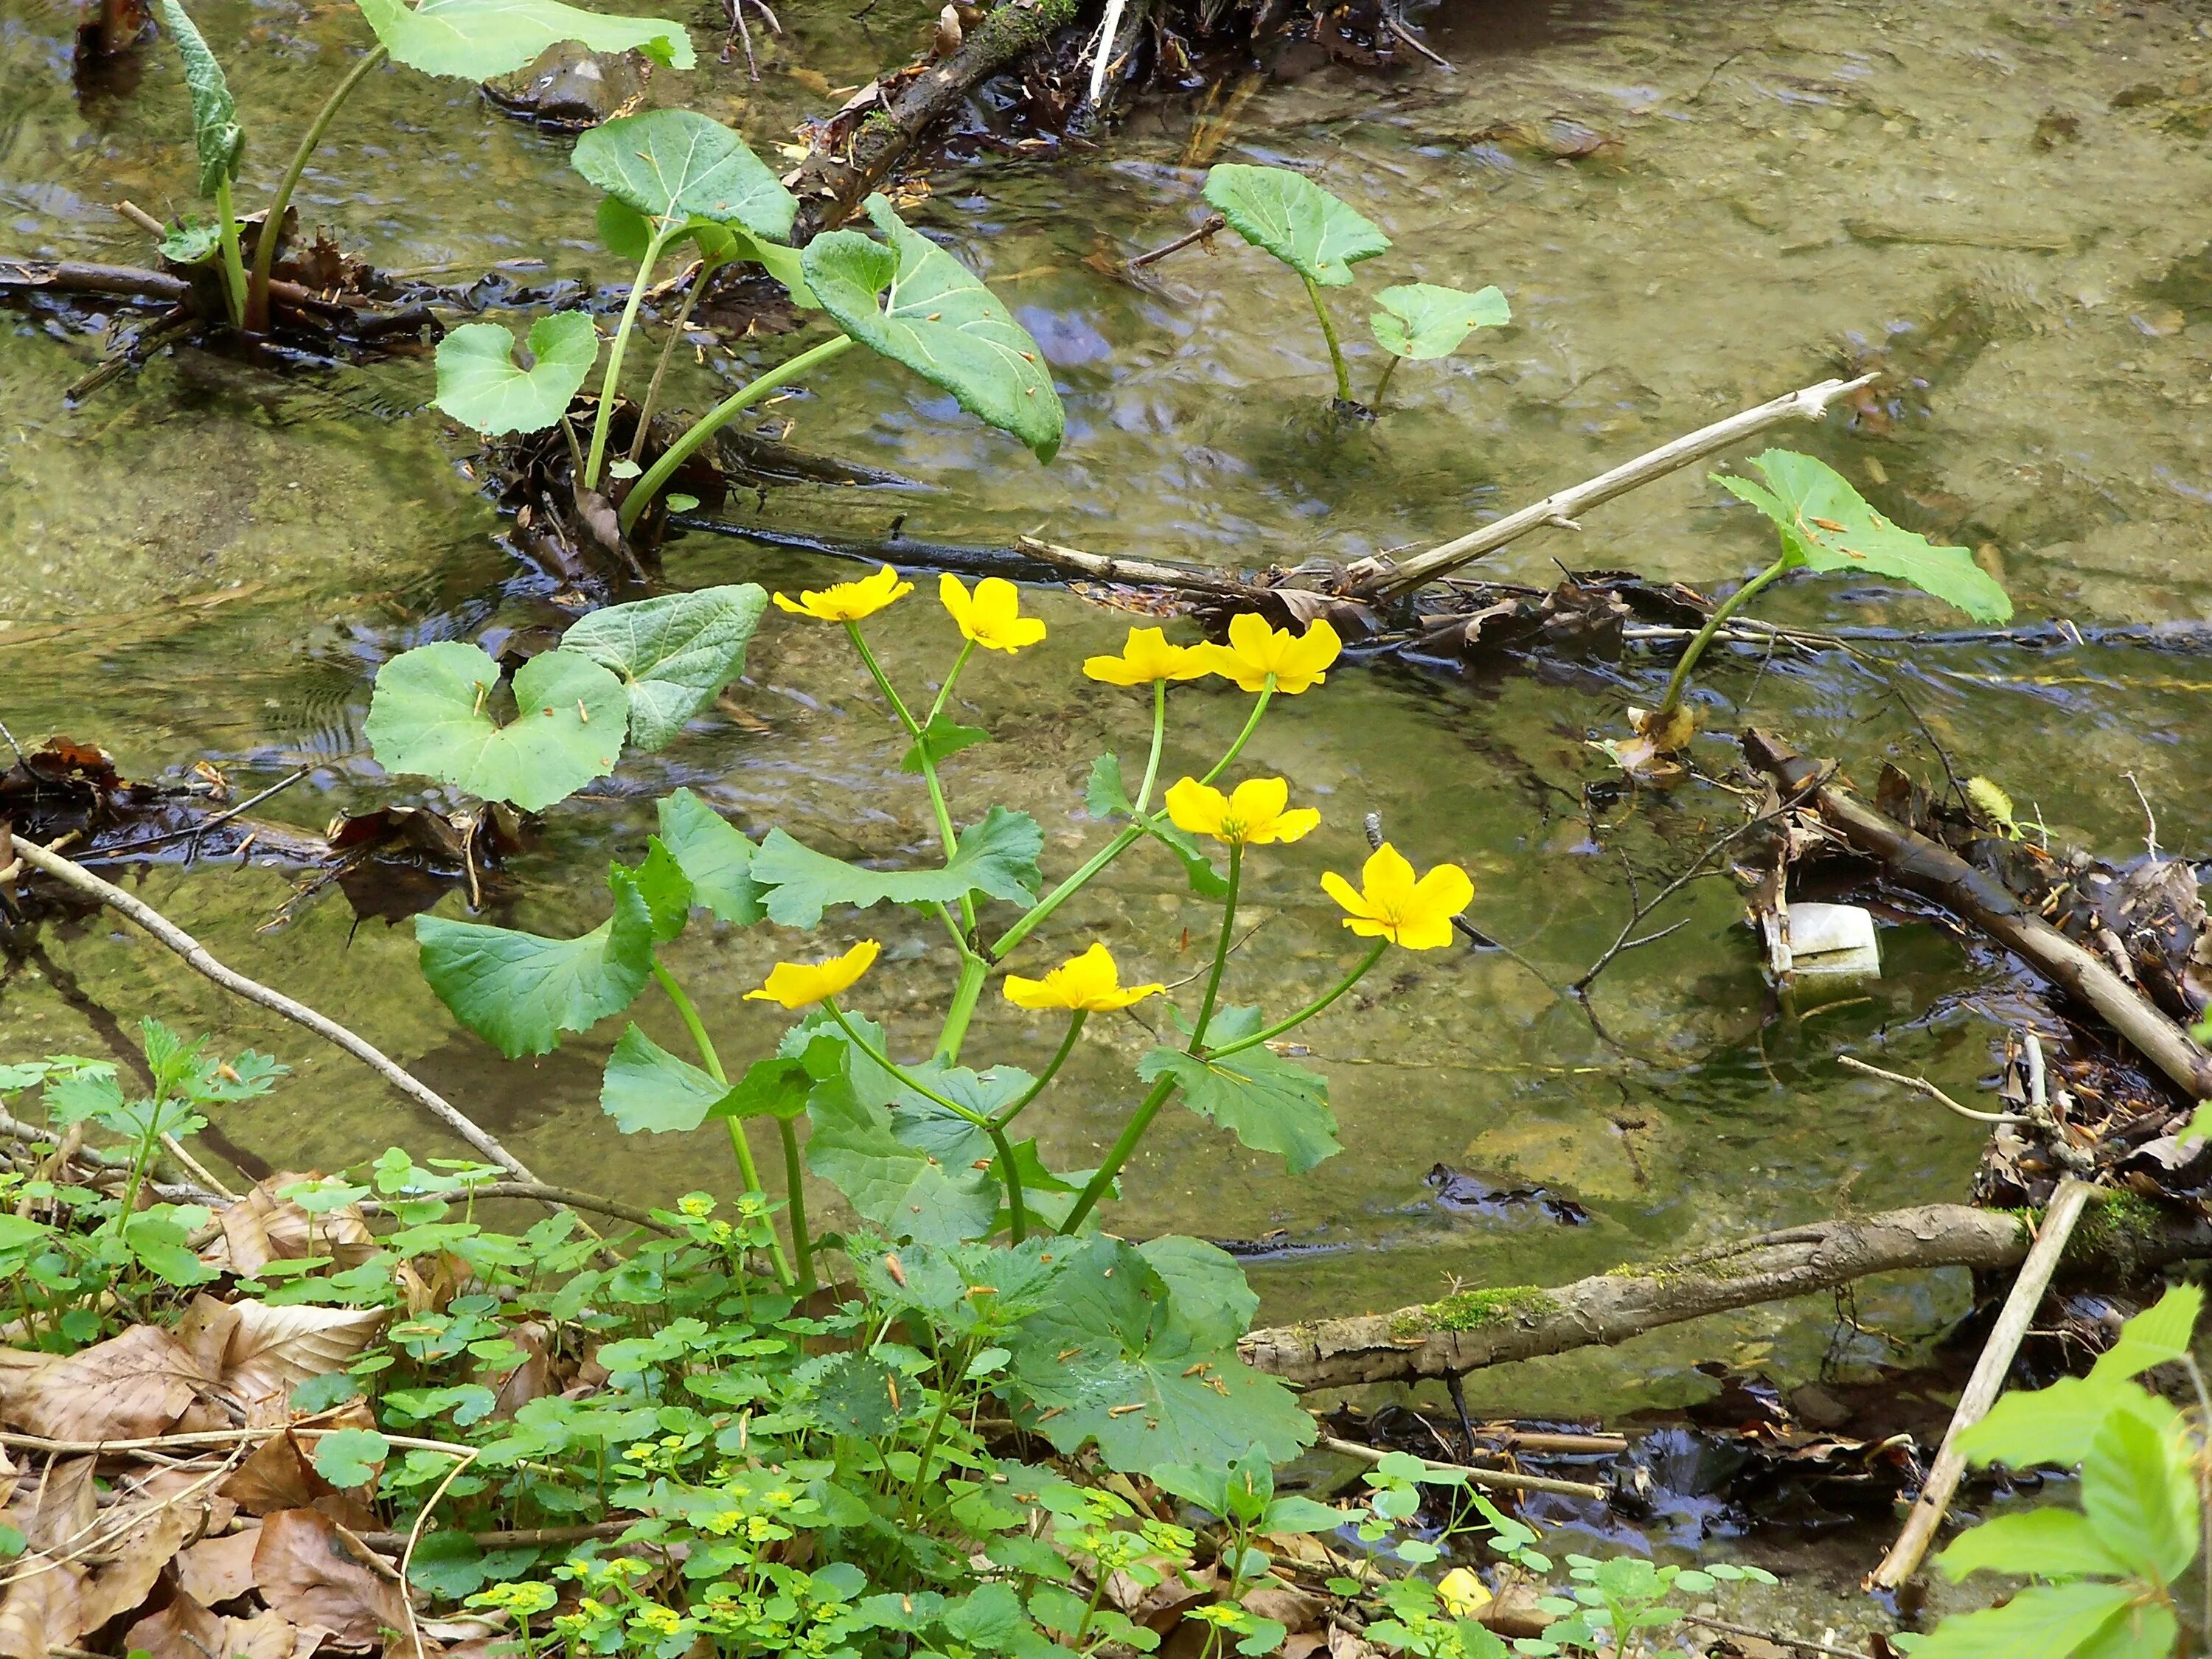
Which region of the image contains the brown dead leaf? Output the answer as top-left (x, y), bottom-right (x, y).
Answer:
top-left (252, 1509), bottom-right (410, 1649)
top-left (0, 1553), bottom-right (88, 1659)
top-left (227, 1607), bottom-right (316, 1659)
top-left (77, 1501), bottom-right (187, 1631)
top-left (1242, 1583), bottom-right (1323, 1632)
top-left (1283, 1635), bottom-right (1327, 1659)
top-left (480, 1321), bottom-right (552, 1420)
top-left (208, 1175), bottom-right (378, 1276)
top-left (136, 1459), bottom-right (240, 1538)
top-left (178, 1524), bottom-right (263, 1606)
top-left (4, 1324), bottom-right (209, 1441)
top-left (0, 1448), bottom-right (15, 1512)
top-left (126, 1593), bottom-right (227, 1659)
top-left (1325, 1625), bottom-right (1377, 1659)
top-left (178, 1293), bottom-right (245, 1382)
top-left (223, 1430), bottom-right (338, 1517)
top-left (12, 1456), bottom-right (97, 1554)
top-left (219, 1304), bottom-right (389, 1406)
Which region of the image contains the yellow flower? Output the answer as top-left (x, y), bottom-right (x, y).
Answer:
top-left (940, 574), bottom-right (1047, 653)
top-left (772, 565), bottom-right (912, 622)
top-left (1321, 844), bottom-right (1472, 950)
top-left (1083, 626), bottom-right (1212, 686)
top-left (1437, 1568), bottom-right (1492, 1618)
top-left (745, 939), bottom-right (880, 1008)
top-left (1197, 612), bottom-right (1342, 694)
top-left (1003, 943), bottom-right (1164, 1012)
top-left (1164, 776), bottom-right (1321, 847)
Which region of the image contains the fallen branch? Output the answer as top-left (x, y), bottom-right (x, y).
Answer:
top-left (1239, 1197), bottom-right (2212, 1390)
top-left (1317, 1434), bottom-right (1608, 1501)
top-left (1837, 1055), bottom-right (2028, 1127)
top-left (367, 1181), bottom-right (674, 1233)
top-left (352, 1520), bottom-right (636, 1554)
top-left (1743, 727), bottom-right (2212, 1099)
top-left (1868, 1174), bottom-right (2098, 1589)
top-left (10, 838), bottom-right (543, 1182)
top-left (1340, 374), bottom-right (1878, 601)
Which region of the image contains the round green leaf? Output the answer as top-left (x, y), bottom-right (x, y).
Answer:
top-left (1370, 282), bottom-right (1510, 359)
top-left (355, 0), bottom-right (694, 80)
top-left (560, 584), bottom-right (766, 751)
top-left (434, 312), bottom-right (598, 437)
top-left (800, 194), bottom-right (1064, 462)
top-left (572, 110), bottom-right (796, 241)
top-left (1202, 163), bottom-right (1390, 288)
top-left (365, 641), bottom-right (627, 810)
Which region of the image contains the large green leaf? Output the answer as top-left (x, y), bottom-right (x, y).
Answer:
top-left (1138, 1006), bottom-right (1339, 1174)
top-left (355, 0), bottom-right (693, 79)
top-left (654, 789), bottom-right (764, 925)
top-left (2081, 1408), bottom-right (2198, 1586)
top-left (1202, 163), bottom-right (1390, 288)
top-left (1960, 1376), bottom-right (2183, 1471)
top-left (434, 313), bottom-right (598, 437)
top-left (155, 0), bottom-right (243, 195)
top-left (750, 806), bottom-right (1043, 928)
top-left (366, 641), bottom-right (627, 812)
top-left (853, 1237), bottom-right (1068, 1338)
top-left (1135, 1236), bottom-right (1258, 1350)
top-left (1937, 1509), bottom-right (2129, 1582)
top-left (801, 195), bottom-right (1064, 462)
top-left (571, 110), bottom-right (795, 240)
top-left (1904, 1582), bottom-right (2141, 1659)
top-left (805, 1076), bottom-right (999, 1248)
top-left (417, 868), bottom-right (655, 1058)
top-left (2072, 1602), bottom-right (2183, 1659)
top-left (601, 1023), bottom-right (726, 1133)
top-left (1006, 1236), bottom-right (1312, 1475)
top-left (2090, 1283), bottom-right (2203, 1382)
top-left (597, 198), bottom-right (817, 307)
top-left (630, 838), bottom-right (692, 943)
top-left (1369, 282), bottom-right (1509, 359)
top-left (563, 585), bottom-right (766, 751)
top-left (1715, 450), bottom-right (2013, 623)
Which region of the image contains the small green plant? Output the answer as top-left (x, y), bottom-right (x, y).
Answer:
top-left (1519, 1556), bottom-right (1775, 1656)
top-left (1200, 162), bottom-right (1508, 408)
top-left (1899, 1283), bottom-right (2206, 1659)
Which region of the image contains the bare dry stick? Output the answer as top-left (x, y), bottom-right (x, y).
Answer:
top-left (1013, 535), bottom-right (1263, 597)
top-left (1318, 1434), bottom-right (1608, 1501)
top-left (1837, 1055), bottom-right (2028, 1127)
top-left (0, 1425), bottom-right (476, 1458)
top-left (1866, 1174), bottom-right (2098, 1590)
top-left (1343, 373), bottom-right (1879, 600)
top-left (10, 838), bottom-right (540, 1183)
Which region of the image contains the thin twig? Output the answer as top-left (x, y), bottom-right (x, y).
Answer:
top-left (159, 1131), bottom-right (240, 1201)
top-left (101, 766), bottom-right (313, 858)
top-left (400, 1447), bottom-right (480, 1658)
top-left (1571, 808), bottom-right (1789, 994)
top-left (365, 1181), bottom-right (673, 1233)
top-left (2123, 771), bottom-right (2160, 860)
top-left (1318, 1434), bottom-right (1607, 1501)
top-left (1679, 1613), bottom-right (1875, 1659)
top-left (1837, 1055), bottom-right (2029, 1126)
top-left (1381, 11), bottom-right (1453, 69)
top-left (1127, 213), bottom-right (1226, 271)
top-left (11, 838), bottom-right (542, 1184)
top-left (352, 1520), bottom-right (637, 1554)
top-left (0, 1425), bottom-right (476, 1457)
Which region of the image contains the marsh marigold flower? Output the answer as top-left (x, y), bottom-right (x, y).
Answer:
top-left (1003, 942), bottom-right (1163, 1012)
top-left (940, 574), bottom-right (1047, 653)
top-left (1198, 613), bottom-right (1341, 695)
top-left (1083, 626), bottom-right (1211, 686)
top-left (745, 939), bottom-right (880, 1008)
top-left (1321, 843), bottom-right (1472, 950)
top-left (1164, 776), bottom-right (1320, 847)
top-left (773, 566), bottom-right (912, 622)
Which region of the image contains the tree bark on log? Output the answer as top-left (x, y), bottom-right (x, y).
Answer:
top-left (1742, 727), bottom-right (2212, 1100)
top-left (1238, 1198), bottom-right (2212, 1391)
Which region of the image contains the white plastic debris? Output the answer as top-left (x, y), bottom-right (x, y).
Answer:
top-left (1785, 902), bottom-right (1882, 978)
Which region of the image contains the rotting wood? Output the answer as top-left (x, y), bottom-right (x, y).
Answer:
top-left (1744, 726), bottom-right (2212, 1099)
top-left (1238, 1197), bottom-right (2212, 1391)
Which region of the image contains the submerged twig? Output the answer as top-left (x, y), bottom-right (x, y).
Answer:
top-left (1127, 212), bottom-right (1227, 271)
top-left (1836, 1055), bottom-right (2028, 1127)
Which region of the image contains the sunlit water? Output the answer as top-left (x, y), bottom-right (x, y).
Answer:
top-left (5, 0), bottom-right (2212, 1459)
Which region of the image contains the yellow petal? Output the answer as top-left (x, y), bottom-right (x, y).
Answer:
top-left (1360, 843), bottom-right (1420, 910)
top-left (745, 939), bottom-right (880, 1007)
top-left (1261, 807), bottom-right (1321, 845)
top-left (1437, 1569), bottom-right (1491, 1618)
top-left (1164, 777), bottom-right (1228, 839)
top-left (1227, 776), bottom-right (1290, 827)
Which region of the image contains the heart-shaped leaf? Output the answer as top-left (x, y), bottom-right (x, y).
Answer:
top-left (750, 805), bottom-right (1043, 928)
top-left (434, 312), bottom-right (599, 437)
top-left (1370, 282), bottom-right (1510, 359)
top-left (561, 584), bottom-right (766, 751)
top-left (1138, 1006), bottom-right (1339, 1174)
top-left (654, 788), bottom-right (764, 925)
top-left (365, 641), bottom-right (627, 810)
top-left (572, 110), bottom-right (796, 240)
top-left (355, 0), bottom-right (693, 79)
top-left (801, 194), bottom-right (1064, 462)
top-left (154, 0), bottom-right (243, 195)
top-left (1716, 450), bottom-right (2013, 623)
top-left (1202, 163), bottom-right (1389, 288)
top-left (901, 714), bottom-right (990, 773)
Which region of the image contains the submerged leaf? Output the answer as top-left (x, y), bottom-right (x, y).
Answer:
top-left (355, 0), bottom-right (693, 79)
top-left (155, 0), bottom-right (243, 195)
top-left (1370, 282), bottom-right (1510, 359)
top-left (572, 109), bottom-right (795, 240)
top-left (801, 194), bottom-right (1064, 462)
top-left (365, 641), bottom-right (627, 811)
top-left (434, 312), bottom-right (598, 437)
top-left (1202, 163), bottom-right (1390, 287)
top-left (751, 805), bottom-right (1043, 928)
top-left (562, 585), bottom-right (766, 751)
top-left (1715, 450), bottom-right (2012, 622)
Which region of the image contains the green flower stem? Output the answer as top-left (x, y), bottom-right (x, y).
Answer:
top-left (1058, 1074), bottom-right (1176, 1234)
top-left (1188, 843), bottom-right (1242, 1051)
top-left (621, 333), bottom-right (856, 530)
top-left (1199, 683), bottom-right (1274, 785)
top-left (650, 959), bottom-right (793, 1285)
top-left (1133, 680), bottom-right (1167, 813)
top-left (845, 622), bottom-right (959, 858)
top-left (1655, 552), bottom-right (1795, 723)
top-left (626, 254), bottom-right (720, 465)
top-left (1301, 274), bottom-right (1352, 405)
top-left (925, 638), bottom-right (977, 731)
top-left (778, 1119), bottom-right (815, 1295)
top-left (245, 43), bottom-right (386, 333)
top-left (936, 952), bottom-right (989, 1065)
top-left (212, 176), bottom-right (247, 329)
top-left (1371, 352), bottom-right (1403, 412)
top-left (1203, 939), bottom-right (1386, 1059)
top-left (992, 1012), bottom-right (1085, 1130)
top-left (585, 224), bottom-right (675, 493)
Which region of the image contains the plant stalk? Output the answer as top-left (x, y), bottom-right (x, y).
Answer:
top-left (1203, 939), bottom-right (1386, 1059)
top-left (1655, 553), bottom-right (1793, 723)
top-left (778, 1119), bottom-right (815, 1294)
top-left (625, 256), bottom-right (719, 466)
top-left (1200, 684), bottom-right (1274, 785)
top-left (1188, 844), bottom-right (1242, 1051)
top-left (992, 1012), bottom-right (1085, 1129)
top-left (1371, 352), bottom-right (1402, 411)
top-left (212, 177), bottom-right (247, 328)
top-left (585, 226), bottom-right (675, 492)
top-left (1133, 681), bottom-right (1167, 812)
top-left (245, 44), bottom-right (386, 333)
top-left (621, 333), bottom-right (856, 529)
top-left (1059, 1074), bottom-right (1176, 1234)
top-left (1301, 274), bottom-right (1352, 404)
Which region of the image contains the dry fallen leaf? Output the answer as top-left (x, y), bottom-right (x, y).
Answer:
top-left (10, 1457), bottom-right (97, 1554)
top-left (208, 1174), bottom-right (378, 1276)
top-left (220, 1304), bottom-right (389, 1406)
top-left (178, 1293), bottom-right (245, 1382)
top-left (77, 1502), bottom-right (188, 1632)
top-left (136, 1458), bottom-right (240, 1539)
top-left (4, 1324), bottom-right (212, 1442)
top-left (178, 1523), bottom-right (264, 1607)
top-left (224, 1427), bottom-right (349, 1518)
top-left (225, 1607), bottom-right (316, 1659)
top-left (126, 1592), bottom-right (227, 1659)
top-left (251, 1508), bottom-right (411, 1649)
top-left (0, 1552), bottom-right (88, 1659)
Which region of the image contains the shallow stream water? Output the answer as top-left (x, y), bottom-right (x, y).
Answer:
top-left (5, 0), bottom-right (2212, 1577)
